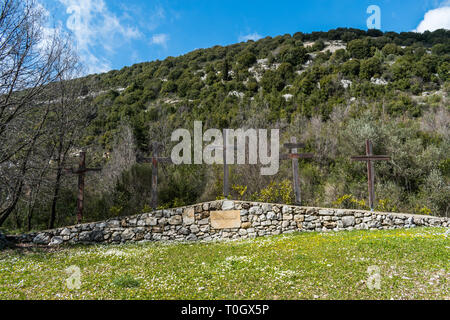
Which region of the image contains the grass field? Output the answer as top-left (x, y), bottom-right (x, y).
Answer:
top-left (0, 227), bottom-right (448, 300)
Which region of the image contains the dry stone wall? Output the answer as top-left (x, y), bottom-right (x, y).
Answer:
top-left (9, 200), bottom-right (449, 246)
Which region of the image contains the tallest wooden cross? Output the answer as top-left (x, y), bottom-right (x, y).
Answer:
top-left (210, 129), bottom-right (237, 199)
top-left (280, 137), bottom-right (314, 205)
top-left (351, 139), bottom-right (390, 211)
top-left (137, 142), bottom-right (173, 209)
top-left (64, 151), bottom-right (101, 224)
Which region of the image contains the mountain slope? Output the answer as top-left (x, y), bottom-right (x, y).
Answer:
top-left (4, 28), bottom-right (449, 231)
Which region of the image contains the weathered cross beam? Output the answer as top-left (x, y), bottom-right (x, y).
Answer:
top-left (211, 129), bottom-right (238, 199)
top-left (279, 137), bottom-right (314, 205)
top-left (137, 142), bottom-right (173, 209)
top-left (64, 151), bottom-right (101, 224)
top-left (351, 139), bottom-right (390, 211)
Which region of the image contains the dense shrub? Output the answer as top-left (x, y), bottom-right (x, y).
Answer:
top-left (347, 39), bottom-right (372, 59)
top-left (360, 57), bottom-right (382, 80)
top-left (278, 46), bottom-right (308, 66)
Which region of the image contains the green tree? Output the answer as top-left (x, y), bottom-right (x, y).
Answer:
top-left (341, 59), bottom-right (360, 77)
top-left (382, 43), bottom-right (399, 56)
top-left (432, 43), bottom-right (449, 55)
top-left (222, 58), bottom-right (230, 81)
top-left (347, 39), bottom-right (372, 59)
top-left (279, 46), bottom-right (308, 66)
top-left (161, 80), bottom-right (177, 94)
top-left (237, 51), bottom-right (257, 69)
top-left (312, 39), bottom-right (325, 51)
top-left (260, 70), bottom-right (285, 92)
top-left (360, 57), bottom-right (382, 80)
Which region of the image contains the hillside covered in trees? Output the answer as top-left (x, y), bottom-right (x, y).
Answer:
top-left (2, 24), bottom-right (449, 232)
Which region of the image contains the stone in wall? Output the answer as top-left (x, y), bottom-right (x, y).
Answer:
top-left (182, 208), bottom-right (195, 225)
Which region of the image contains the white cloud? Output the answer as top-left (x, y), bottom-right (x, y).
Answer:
top-left (150, 33), bottom-right (169, 48)
top-left (120, 3), bottom-right (166, 31)
top-left (58, 0), bottom-right (142, 74)
top-left (415, 2), bottom-right (450, 32)
top-left (238, 32), bottom-right (262, 42)
top-left (148, 6), bottom-right (166, 31)
top-left (35, 2), bottom-right (57, 51)
top-left (82, 52), bottom-right (111, 74)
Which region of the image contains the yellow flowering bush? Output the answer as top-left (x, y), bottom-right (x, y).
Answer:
top-left (231, 184), bottom-right (248, 200)
top-left (376, 199), bottom-right (398, 212)
top-left (417, 206), bottom-right (432, 215)
top-left (333, 194), bottom-right (368, 210)
top-left (254, 180), bottom-right (294, 204)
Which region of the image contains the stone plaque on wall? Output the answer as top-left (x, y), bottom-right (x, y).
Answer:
top-left (210, 210), bottom-right (241, 229)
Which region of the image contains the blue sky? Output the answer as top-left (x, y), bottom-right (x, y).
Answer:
top-left (40, 0), bottom-right (450, 74)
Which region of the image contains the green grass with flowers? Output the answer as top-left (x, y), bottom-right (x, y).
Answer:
top-left (0, 227), bottom-right (448, 300)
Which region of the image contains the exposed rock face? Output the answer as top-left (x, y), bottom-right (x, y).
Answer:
top-left (10, 201), bottom-right (449, 246)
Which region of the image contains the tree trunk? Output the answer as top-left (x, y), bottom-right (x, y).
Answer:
top-left (0, 182), bottom-right (22, 226)
top-left (27, 203), bottom-right (33, 232)
top-left (49, 168), bottom-right (62, 229)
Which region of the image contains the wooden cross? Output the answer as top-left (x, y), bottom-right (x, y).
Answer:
top-left (351, 139), bottom-right (390, 211)
top-left (137, 142), bottom-right (173, 209)
top-left (64, 151), bottom-right (101, 224)
top-left (211, 129), bottom-right (238, 199)
top-left (279, 137), bottom-right (314, 205)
